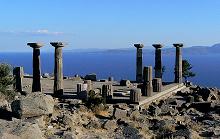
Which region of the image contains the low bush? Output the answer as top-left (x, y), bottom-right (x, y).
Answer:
top-left (0, 62), bottom-right (16, 101)
top-left (84, 90), bottom-right (106, 113)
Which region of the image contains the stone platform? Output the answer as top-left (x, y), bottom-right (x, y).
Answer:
top-left (22, 76), bottom-right (187, 108)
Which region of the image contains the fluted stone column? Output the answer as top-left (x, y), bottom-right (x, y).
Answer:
top-left (84, 80), bottom-right (92, 92)
top-left (27, 43), bottom-right (44, 92)
top-left (152, 78), bottom-right (162, 92)
top-left (173, 43), bottom-right (184, 83)
top-left (102, 84), bottom-right (113, 99)
top-left (50, 42), bottom-right (68, 95)
top-left (142, 66), bottom-right (153, 96)
top-left (152, 44), bottom-right (164, 78)
top-left (13, 67), bottom-right (23, 92)
top-left (130, 88), bottom-right (141, 103)
top-left (134, 44), bottom-right (146, 82)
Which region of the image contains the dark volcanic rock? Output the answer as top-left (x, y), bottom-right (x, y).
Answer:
top-left (122, 127), bottom-right (139, 138)
top-left (171, 129), bottom-right (198, 139)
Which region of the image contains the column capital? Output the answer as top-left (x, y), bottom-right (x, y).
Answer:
top-left (173, 43), bottom-right (184, 47)
top-left (134, 44), bottom-right (146, 48)
top-left (27, 43), bottom-right (45, 48)
top-left (50, 42), bottom-right (68, 47)
top-left (152, 44), bottom-right (164, 49)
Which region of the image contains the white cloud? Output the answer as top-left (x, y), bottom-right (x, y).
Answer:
top-left (1, 30), bottom-right (65, 36)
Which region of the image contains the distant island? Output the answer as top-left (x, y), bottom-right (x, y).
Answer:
top-left (57, 43), bottom-right (220, 55)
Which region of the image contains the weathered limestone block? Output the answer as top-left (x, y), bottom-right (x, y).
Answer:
top-left (152, 78), bottom-right (162, 92)
top-left (13, 67), bottom-right (23, 92)
top-left (130, 89), bottom-right (141, 103)
top-left (103, 120), bottom-right (117, 130)
top-left (84, 80), bottom-right (92, 91)
top-left (120, 79), bottom-right (131, 86)
top-left (102, 84), bottom-right (113, 99)
top-left (77, 83), bottom-right (88, 98)
top-left (11, 92), bottom-right (54, 118)
top-left (100, 79), bottom-right (108, 82)
top-left (0, 99), bottom-right (10, 111)
top-left (85, 73), bottom-right (97, 81)
top-left (23, 115), bottom-right (44, 127)
top-left (77, 83), bottom-right (82, 93)
top-left (109, 77), bottom-right (114, 81)
top-left (42, 73), bottom-right (50, 78)
top-left (0, 121), bottom-right (44, 139)
top-left (113, 108), bottom-right (127, 119)
top-left (82, 83), bottom-right (88, 91)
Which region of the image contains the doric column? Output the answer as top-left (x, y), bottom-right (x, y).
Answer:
top-left (152, 78), bottom-right (162, 92)
top-left (142, 66), bottom-right (153, 96)
top-left (152, 44), bottom-right (164, 78)
top-left (102, 84), bottom-right (113, 99)
top-left (130, 88), bottom-right (141, 103)
top-left (27, 43), bottom-right (44, 92)
top-left (134, 44), bottom-right (146, 82)
top-left (13, 67), bottom-right (23, 92)
top-left (173, 43), bottom-right (184, 83)
top-left (50, 42), bottom-right (68, 95)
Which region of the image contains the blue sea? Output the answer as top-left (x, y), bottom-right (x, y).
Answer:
top-left (0, 52), bottom-right (219, 88)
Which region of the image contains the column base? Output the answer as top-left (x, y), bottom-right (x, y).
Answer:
top-left (54, 89), bottom-right (64, 95)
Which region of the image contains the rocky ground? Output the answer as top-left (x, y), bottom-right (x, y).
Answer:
top-left (1, 84), bottom-right (220, 139)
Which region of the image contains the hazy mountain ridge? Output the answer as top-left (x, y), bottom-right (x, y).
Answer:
top-left (44, 43), bottom-right (220, 55)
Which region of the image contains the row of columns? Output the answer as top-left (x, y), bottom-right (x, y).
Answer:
top-left (134, 43), bottom-right (184, 84)
top-left (27, 42), bottom-right (68, 95)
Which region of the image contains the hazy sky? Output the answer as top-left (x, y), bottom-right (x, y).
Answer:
top-left (1, 0), bottom-right (220, 52)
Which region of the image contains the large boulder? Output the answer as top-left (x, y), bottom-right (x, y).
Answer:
top-left (0, 99), bottom-right (10, 111)
top-left (171, 129), bottom-right (198, 139)
top-left (11, 92), bottom-right (54, 118)
top-left (113, 108), bottom-right (127, 119)
top-left (0, 120), bottom-right (44, 139)
top-left (103, 120), bottom-right (117, 130)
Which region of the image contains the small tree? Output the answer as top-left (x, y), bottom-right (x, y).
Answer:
top-left (0, 62), bottom-right (16, 101)
top-left (162, 66), bottom-right (166, 76)
top-left (154, 66), bottom-right (166, 76)
top-left (182, 60), bottom-right (195, 81)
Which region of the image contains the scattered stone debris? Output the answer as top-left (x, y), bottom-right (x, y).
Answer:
top-left (0, 84), bottom-right (220, 138)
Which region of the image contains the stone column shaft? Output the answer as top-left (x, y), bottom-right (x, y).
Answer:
top-left (50, 42), bottom-right (68, 95)
top-left (134, 44), bottom-right (146, 82)
top-left (84, 80), bottom-right (92, 92)
top-left (27, 43), bottom-right (44, 92)
top-left (102, 84), bottom-right (113, 99)
top-left (153, 78), bottom-right (162, 92)
top-left (153, 44), bottom-right (164, 78)
top-left (13, 67), bottom-right (23, 92)
top-left (173, 43), bottom-right (184, 83)
top-left (130, 88), bottom-right (141, 103)
top-left (142, 66), bottom-right (153, 96)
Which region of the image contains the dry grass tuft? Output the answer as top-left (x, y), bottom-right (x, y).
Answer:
top-left (44, 129), bottom-right (55, 137)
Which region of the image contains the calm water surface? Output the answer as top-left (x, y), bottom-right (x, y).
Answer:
top-left (0, 52), bottom-right (219, 88)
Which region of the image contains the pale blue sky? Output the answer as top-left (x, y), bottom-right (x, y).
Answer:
top-left (0, 0), bottom-right (220, 52)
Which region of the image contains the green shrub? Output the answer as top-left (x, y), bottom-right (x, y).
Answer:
top-left (0, 62), bottom-right (16, 101)
top-left (84, 90), bottom-right (106, 112)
